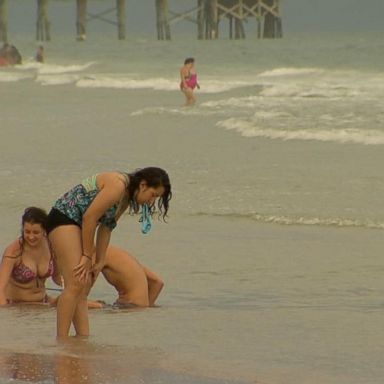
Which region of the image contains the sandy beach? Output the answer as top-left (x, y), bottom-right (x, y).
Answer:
top-left (1, 20), bottom-right (384, 383)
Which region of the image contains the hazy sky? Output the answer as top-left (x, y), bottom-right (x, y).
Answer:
top-left (6, 0), bottom-right (384, 37)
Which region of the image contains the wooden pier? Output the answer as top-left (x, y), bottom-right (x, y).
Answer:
top-left (0, 0), bottom-right (282, 43)
top-left (160, 0), bottom-right (282, 40)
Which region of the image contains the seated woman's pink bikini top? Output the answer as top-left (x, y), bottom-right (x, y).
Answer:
top-left (12, 258), bottom-right (54, 284)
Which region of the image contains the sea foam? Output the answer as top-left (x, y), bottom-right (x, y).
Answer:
top-left (217, 118), bottom-right (384, 145)
top-left (76, 75), bottom-right (251, 93)
top-left (36, 62), bottom-right (95, 75)
top-left (194, 211), bottom-right (384, 230)
top-left (35, 74), bottom-right (80, 86)
top-left (0, 72), bottom-right (33, 82)
top-left (257, 67), bottom-right (325, 78)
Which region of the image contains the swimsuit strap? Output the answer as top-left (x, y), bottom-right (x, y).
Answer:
top-left (81, 174), bottom-right (99, 192)
top-left (114, 172), bottom-right (131, 221)
top-left (139, 204), bottom-right (152, 234)
top-left (119, 172), bottom-right (130, 188)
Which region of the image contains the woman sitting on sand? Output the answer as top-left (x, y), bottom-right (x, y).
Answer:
top-left (0, 207), bottom-right (57, 305)
top-left (180, 57), bottom-right (200, 106)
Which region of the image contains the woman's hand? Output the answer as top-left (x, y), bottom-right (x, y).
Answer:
top-left (73, 255), bottom-right (93, 282)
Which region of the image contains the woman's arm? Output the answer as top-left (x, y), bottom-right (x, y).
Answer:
top-left (91, 225), bottom-right (111, 281)
top-left (180, 67), bottom-right (188, 89)
top-left (81, 174), bottom-right (125, 257)
top-left (74, 173), bottom-right (125, 281)
top-left (0, 242), bottom-right (19, 305)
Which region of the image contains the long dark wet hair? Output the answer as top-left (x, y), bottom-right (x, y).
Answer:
top-left (18, 207), bottom-right (48, 254)
top-left (118, 167), bottom-right (172, 220)
top-left (184, 57), bottom-right (195, 65)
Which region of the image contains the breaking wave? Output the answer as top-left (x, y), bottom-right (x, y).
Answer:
top-left (217, 118), bottom-right (384, 145)
top-left (193, 212), bottom-right (384, 230)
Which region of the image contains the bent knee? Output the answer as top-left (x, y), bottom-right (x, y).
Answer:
top-left (152, 276), bottom-right (164, 289)
top-left (157, 280), bottom-right (164, 290)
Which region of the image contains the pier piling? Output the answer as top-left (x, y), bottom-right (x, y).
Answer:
top-left (208, 0), bottom-right (218, 39)
top-left (0, 0), bottom-right (7, 43)
top-left (262, 0), bottom-right (281, 38)
top-left (36, 0), bottom-right (51, 41)
top-left (156, 0), bottom-right (171, 40)
top-left (116, 0), bottom-right (125, 40)
top-left (76, 0), bottom-right (87, 41)
top-left (197, 0), bottom-right (204, 40)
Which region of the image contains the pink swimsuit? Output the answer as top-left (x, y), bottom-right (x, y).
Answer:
top-left (181, 73), bottom-right (197, 90)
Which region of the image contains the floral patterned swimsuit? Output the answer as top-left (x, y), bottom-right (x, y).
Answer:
top-left (51, 174), bottom-right (125, 231)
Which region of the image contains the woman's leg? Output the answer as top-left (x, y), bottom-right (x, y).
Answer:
top-left (142, 266), bottom-right (164, 306)
top-left (182, 88), bottom-right (196, 106)
top-left (49, 225), bottom-right (90, 338)
top-left (182, 89), bottom-right (189, 105)
top-left (102, 246), bottom-right (149, 307)
top-left (73, 297), bottom-right (89, 335)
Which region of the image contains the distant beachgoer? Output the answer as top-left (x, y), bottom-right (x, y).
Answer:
top-left (180, 57), bottom-right (200, 106)
top-left (35, 45), bottom-right (44, 63)
top-left (0, 43), bottom-right (9, 66)
top-left (0, 43), bottom-right (22, 66)
top-left (101, 246), bottom-right (164, 307)
top-left (0, 55), bottom-right (7, 66)
top-left (46, 168), bottom-right (172, 338)
top-left (0, 43), bottom-right (9, 55)
top-left (0, 207), bottom-right (58, 305)
top-left (10, 45), bottom-right (22, 65)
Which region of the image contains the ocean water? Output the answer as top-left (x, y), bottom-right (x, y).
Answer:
top-left (1, 30), bottom-right (384, 384)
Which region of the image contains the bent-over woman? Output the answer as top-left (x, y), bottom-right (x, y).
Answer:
top-left (46, 167), bottom-right (171, 338)
top-left (102, 246), bottom-right (164, 307)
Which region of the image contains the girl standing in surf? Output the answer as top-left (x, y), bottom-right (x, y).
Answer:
top-left (180, 57), bottom-right (200, 106)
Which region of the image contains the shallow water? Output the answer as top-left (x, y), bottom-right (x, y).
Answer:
top-left (1, 22), bottom-right (384, 384)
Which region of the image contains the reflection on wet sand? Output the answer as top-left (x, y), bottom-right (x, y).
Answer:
top-left (0, 350), bottom-right (144, 383)
top-left (0, 352), bottom-right (52, 382)
top-left (55, 354), bottom-right (91, 384)
top-left (0, 340), bottom-right (250, 384)
top-left (0, 350), bottom-right (91, 384)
